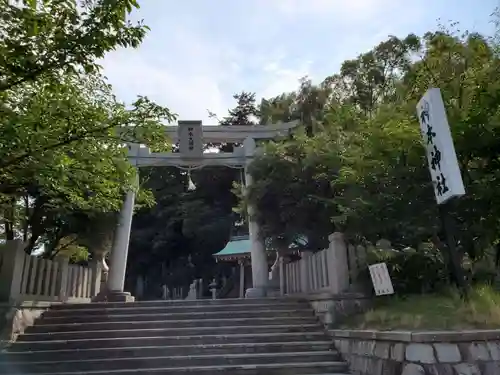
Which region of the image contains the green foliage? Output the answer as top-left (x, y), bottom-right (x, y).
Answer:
top-left (247, 130), bottom-right (339, 249)
top-left (219, 92), bottom-right (259, 126)
top-left (52, 235), bottom-right (90, 262)
top-left (0, 0), bottom-right (175, 261)
top-left (0, 0), bottom-right (148, 91)
top-left (243, 21), bottom-right (500, 268)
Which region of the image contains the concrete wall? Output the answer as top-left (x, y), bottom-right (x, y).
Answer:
top-left (330, 329), bottom-right (500, 375)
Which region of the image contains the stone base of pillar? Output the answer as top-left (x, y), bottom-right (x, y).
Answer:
top-left (107, 291), bottom-right (135, 302)
top-left (91, 289), bottom-right (135, 303)
top-left (266, 285), bottom-right (281, 297)
top-left (245, 287), bottom-right (267, 298)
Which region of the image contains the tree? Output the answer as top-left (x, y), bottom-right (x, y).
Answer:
top-left (0, 71), bottom-right (174, 254)
top-left (244, 22), bottom-right (500, 276)
top-left (259, 78), bottom-right (330, 136)
top-left (0, 0), bottom-right (180, 267)
top-left (243, 130), bottom-right (339, 250)
top-left (0, 0), bottom-right (148, 92)
top-left (219, 92), bottom-right (259, 126)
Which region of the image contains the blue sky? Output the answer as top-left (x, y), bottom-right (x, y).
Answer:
top-left (101, 0), bottom-right (499, 125)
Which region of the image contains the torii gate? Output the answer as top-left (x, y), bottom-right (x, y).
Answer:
top-left (105, 120), bottom-right (300, 301)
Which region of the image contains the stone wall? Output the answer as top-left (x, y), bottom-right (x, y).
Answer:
top-left (330, 329), bottom-right (500, 375)
top-left (306, 292), bottom-right (372, 328)
top-left (0, 301), bottom-right (53, 348)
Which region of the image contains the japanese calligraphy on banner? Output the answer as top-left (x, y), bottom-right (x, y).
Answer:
top-left (416, 88), bottom-right (465, 205)
top-left (178, 120), bottom-right (203, 157)
top-left (368, 262), bottom-right (394, 296)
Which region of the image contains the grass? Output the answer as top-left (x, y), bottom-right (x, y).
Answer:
top-left (340, 285), bottom-right (500, 331)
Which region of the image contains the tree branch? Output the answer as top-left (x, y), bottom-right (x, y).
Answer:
top-left (0, 122), bottom-right (121, 170)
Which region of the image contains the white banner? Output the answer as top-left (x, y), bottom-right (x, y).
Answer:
top-left (178, 121), bottom-right (204, 157)
top-left (416, 88), bottom-right (465, 205)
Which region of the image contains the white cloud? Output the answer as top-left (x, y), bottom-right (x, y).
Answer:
top-left (100, 26), bottom-right (241, 124)
top-left (102, 53), bottom-right (227, 124)
top-left (101, 0), bottom-right (425, 125)
top-left (271, 0), bottom-right (399, 20)
top-left (258, 59), bottom-right (314, 100)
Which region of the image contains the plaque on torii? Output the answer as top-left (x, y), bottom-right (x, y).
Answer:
top-left (177, 120), bottom-right (204, 158)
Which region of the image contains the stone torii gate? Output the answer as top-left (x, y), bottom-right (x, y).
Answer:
top-left (105, 120), bottom-right (300, 301)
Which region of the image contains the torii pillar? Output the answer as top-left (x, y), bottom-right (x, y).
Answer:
top-left (104, 144), bottom-right (139, 302)
top-left (243, 137), bottom-right (269, 298)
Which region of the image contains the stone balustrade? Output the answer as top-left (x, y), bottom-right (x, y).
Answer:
top-left (0, 240), bottom-right (100, 304)
top-left (282, 232), bottom-right (368, 296)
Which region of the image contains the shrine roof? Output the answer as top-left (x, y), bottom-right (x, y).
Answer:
top-left (213, 235), bottom-right (307, 261)
top-left (214, 236), bottom-right (252, 259)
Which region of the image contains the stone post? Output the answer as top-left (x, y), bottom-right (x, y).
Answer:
top-left (327, 232), bottom-right (350, 294)
top-left (0, 240), bottom-right (26, 303)
top-left (300, 251), bottom-right (311, 293)
top-left (239, 260), bottom-right (245, 298)
top-left (89, 254), bottom-right (103, 298)
top-left (209, 279), bottom-right (218, 300)
top-left (58, 257), bottom-right (70, 302)
top-left (279, 255), bottom-right (285, 296)
top-left (243, 137), bottom-right (268, 298)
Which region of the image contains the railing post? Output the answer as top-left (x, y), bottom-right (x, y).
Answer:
top-left (209, 279), bottom-right (218, 300)
top-left (279, 256), bottom-right (285, 296)
top-left (300, 251), bottom-right (311, 293)
top-left (327, 232), bottom-right (350, 294)
top-left (0, 240), bottom-right (27, 303)
top-left (239, 260), bottom-right (245, 298)
top-left (348, 244), bottom-right (358, 286)
top-left (89, 257), bottom-right (103, 298)
top-left (58, 257), bottom-right (69, 302)
top-left (161, 284), bottom-right (168, 300)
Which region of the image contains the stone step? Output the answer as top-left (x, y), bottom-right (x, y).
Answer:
top-left (4, 351), bottom-right (343, 373)
top-left (3, 341), bottom-right (335, 361)
top-left (8, 331), bottom-right (329, 351)
top-left (48, 298), bottom-right (306, 310)
top-left (3, 360), bottom-right (349, 375)
top-left (42, 303), bottom-right (309, 318)
top-left (37, 309), bottom-right (312, 324)
top-left (19, 323), bottom-right (322, 342)
top-left (27, 316), bottom-right (318, 333)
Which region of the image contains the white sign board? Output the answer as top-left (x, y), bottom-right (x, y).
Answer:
top-left (416, 88), bottom-right (465, 205)
top-left (369, 262), bottom-right (394, 296)
top-left (178, 120), bottom-right (204, 157)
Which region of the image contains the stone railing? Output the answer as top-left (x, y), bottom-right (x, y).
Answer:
top-left (0, 240), bottom-right (100, 304)
top-left (282, 232), bottom-right (368, 296)
top-left (330, 329), bottom-right (500, 375)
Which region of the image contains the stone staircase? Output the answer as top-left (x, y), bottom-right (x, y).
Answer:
top-left (1, 298), bottom-right (350, 374)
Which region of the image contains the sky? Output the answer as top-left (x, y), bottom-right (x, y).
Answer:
top-left (101, 0), bottom-right (499, 125)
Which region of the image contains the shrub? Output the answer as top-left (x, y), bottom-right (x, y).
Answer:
top-left (362, 246), bottom-right (449, 295)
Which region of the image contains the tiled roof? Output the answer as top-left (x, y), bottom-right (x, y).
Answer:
top-left (214, 236), bottom-right (251, 257)
top-left (214, 235), bottom-right (308, 258)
